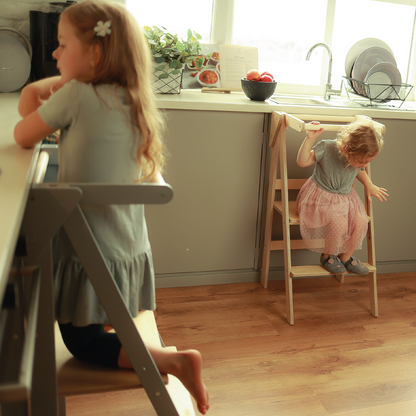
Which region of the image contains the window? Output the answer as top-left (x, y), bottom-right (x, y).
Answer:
top-left (331, 0), bottom-right (415, 91)
top-left (231, 0), bottom-right (328, 92)
top-left (127, 0), bottom-right (416, 97)
top-left (231, 0), bottom-right (416, 95)
top-left (126, 0), bottom-right (213, 43)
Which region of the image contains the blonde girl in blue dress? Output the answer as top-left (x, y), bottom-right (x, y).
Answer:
top-left (14, 1), bottom-right (209, 413)
top-left (297, 119), bottom-right (388, 275)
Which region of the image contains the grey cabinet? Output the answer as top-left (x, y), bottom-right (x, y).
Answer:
top-left (145, 109), bottom-right (265, 279)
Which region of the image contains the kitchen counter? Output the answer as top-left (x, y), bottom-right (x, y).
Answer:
top-left (0, 92), bottom-right (39, 300)
top-left (153, 90), bottom-right (416, 283)
top-left (155, 89), bottom-right (416, 120)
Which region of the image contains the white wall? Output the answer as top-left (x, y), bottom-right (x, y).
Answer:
top-left (0, 0), bottom-right (126, 39)
top-left (0, 1), bottom-right (49, 38)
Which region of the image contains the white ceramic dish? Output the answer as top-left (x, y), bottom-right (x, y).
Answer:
top-left (186, 64), bottom-right (203, 71)
top-left (187, 55), bottom-right (209, 71)
top-left (364, 72), bottom-right (391, 100)
top-left (344, 38), bottom-right (394, 78)
top-left (197, 69), bottom-right (220, 88)
top-left (351, 46), bottom-right (396, 94)
top-left (364, 62), bottom-right (402, 101)
top-left (209, 52), bottom-right (220, 65)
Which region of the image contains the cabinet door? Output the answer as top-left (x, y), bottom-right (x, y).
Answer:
top-left (145, 109), bottom-right (265, 275)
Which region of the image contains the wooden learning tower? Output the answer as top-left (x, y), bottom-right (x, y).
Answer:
top-left (261, 112), bottom-right (386, 326)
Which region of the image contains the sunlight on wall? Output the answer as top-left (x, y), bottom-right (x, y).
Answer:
top-left (126, 0), bottom-right (213, 42)
top-left (232, 0), bottom-right (327, 85)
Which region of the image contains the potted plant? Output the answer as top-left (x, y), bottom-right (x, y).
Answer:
top-left (143, 26), bottom-right (212, 94)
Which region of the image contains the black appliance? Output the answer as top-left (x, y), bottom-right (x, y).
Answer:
top-left (29, 2), bottom-right (76, 80)
top-left (30, 10), bottom-right (60, 80)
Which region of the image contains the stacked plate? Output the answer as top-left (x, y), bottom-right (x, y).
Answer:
top-left (345, 38), bottom-right (401, 102)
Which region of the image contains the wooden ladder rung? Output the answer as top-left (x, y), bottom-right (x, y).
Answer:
top-left (274, 201), bottom-right (371, 224)
top-left (290, 263), bottom-right (376, 278)
top-left (56, 311), bottom-right (197, 415)
top-left (56, 311), bottom-right (167, 397)
top-left (274, 201), bottom-right (299, 224)
top-left (270, 239), bottom-right (306, 251)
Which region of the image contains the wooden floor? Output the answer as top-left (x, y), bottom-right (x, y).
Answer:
top-left (66, 271), bottom-right (416, 416)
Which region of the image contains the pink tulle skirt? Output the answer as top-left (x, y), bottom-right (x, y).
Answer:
top-left (296, 178), bottom-right (368, 255)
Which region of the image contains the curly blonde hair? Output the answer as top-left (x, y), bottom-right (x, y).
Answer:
top-left (336, 119), bottom-right (384, 163)
top-left (62, 0), bottom-right (165, 181)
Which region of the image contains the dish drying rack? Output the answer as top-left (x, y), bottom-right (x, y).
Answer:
top-left (342, 76), bottom-right (413, 108)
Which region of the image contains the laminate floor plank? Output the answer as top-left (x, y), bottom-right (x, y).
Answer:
top-left (65, 272), bottom-right (416, 415)
top-left (333, 399), bottom-right (416, 415)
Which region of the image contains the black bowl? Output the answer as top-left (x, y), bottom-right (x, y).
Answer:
top-left (241, 78), bottom-right (277, 101)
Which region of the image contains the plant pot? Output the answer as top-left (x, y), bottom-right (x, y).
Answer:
top-left (151, 62), bottom-right (184, 94)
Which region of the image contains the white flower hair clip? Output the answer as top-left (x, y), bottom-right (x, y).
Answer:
top-left (94, 21), bottom-right (111, 37)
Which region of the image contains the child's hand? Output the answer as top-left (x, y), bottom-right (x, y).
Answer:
top-left (367, 184), bottom-right (389, 203)
top-left (297, 122), bottom-right (321, 167)
top-left (306, 121), bottom-right (324, 141)
top-left (18, 76), bottom-right (63, 117)
top-left (31, 76), bottom-right (63, 101)
top-left (50, 77), bottom-right (66, 94)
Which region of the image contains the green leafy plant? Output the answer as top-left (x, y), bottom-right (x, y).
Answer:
top-left (143, 26), bottom-right (212, 80)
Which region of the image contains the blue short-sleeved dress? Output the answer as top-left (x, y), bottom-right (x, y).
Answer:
top-left (38, 81), bottom-right (156, 327)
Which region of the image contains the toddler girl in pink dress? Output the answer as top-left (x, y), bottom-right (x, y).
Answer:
top-left (296, 119), bottom-right (388, 274)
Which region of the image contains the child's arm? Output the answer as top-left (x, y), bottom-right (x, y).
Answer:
top-left (14, 111), bottom-right (56, 148)
top-left (296, 121), bottom-right (324, 167)
top-left (18, 76), bottom-right (64, 117)
top-left (357, 170), bottom-right (389, 203)
top-left (15, 77), bottom-right (65, 148)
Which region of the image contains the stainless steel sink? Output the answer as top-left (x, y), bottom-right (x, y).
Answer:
top-left (268, 94), bottom-right (358, 108)
top-left (267, 93), bottom-right (414, 110)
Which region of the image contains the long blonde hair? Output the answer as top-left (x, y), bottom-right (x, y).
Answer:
top-left (62, 0), bottom-right (165, 181)
top-left (337, 119), bottom-right (384, 163)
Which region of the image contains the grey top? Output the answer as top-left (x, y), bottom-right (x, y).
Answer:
top-left (38, 81), bottom-right (156, 326)
top-left (311, 139), bottom-right (363, 195)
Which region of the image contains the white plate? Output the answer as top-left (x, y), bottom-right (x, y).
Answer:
top-left (351, 46), bottom-right (397, 94)
top-left (364, 62), bottom-right (402, 101)
top-left (364, 72), bottom-right (392, 100)
top-left (344, 38), bottom-right (394, 78)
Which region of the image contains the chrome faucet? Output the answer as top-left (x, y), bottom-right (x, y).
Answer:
top-left (306, 42), bottom-right (341, 101)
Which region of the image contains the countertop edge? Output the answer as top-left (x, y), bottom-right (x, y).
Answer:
top-left (155, 90), bottom-right (416, 120)
top-left (0, 93), bottom-right (40, 301)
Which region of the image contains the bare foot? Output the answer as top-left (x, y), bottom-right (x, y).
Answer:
top-left (118, 345), bottom-right (209, 414)
top-left (170, 349), bottom-right (209, 414)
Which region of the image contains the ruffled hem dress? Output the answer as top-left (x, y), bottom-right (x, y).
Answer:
top-left (52, 205), bottom-right (156, 327)
top-left (296, 139), bottom-right (368, 255)
top-left (38, 81), bottom-right (156, 327)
